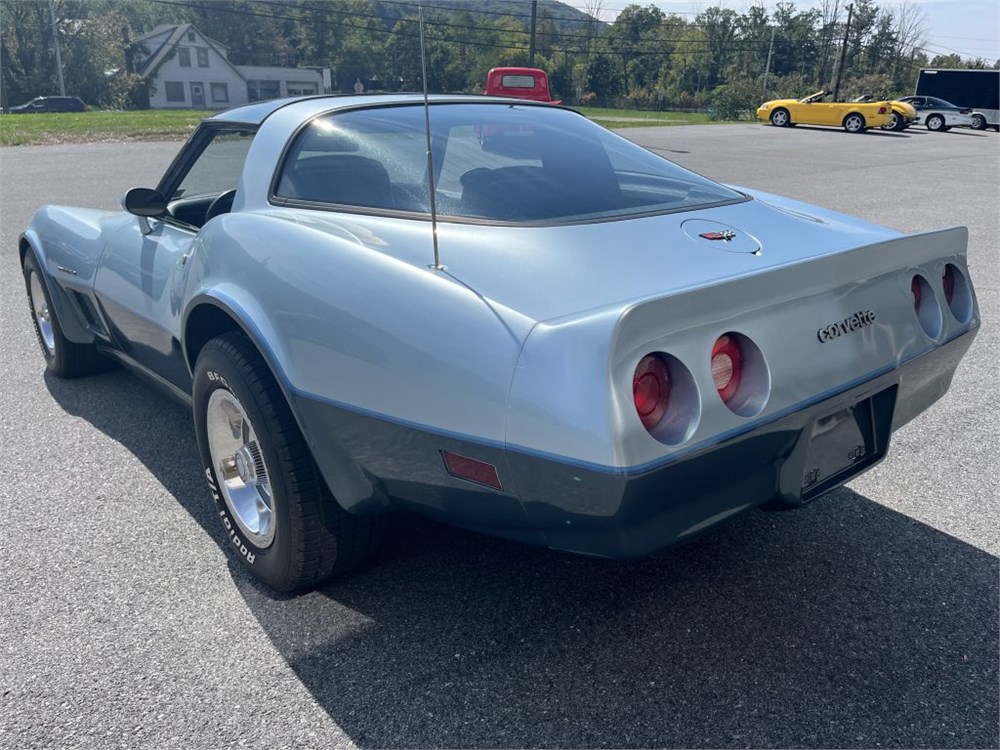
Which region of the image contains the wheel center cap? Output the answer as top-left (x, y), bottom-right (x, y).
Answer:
top-left (234, 447), bottom-right (256, 485)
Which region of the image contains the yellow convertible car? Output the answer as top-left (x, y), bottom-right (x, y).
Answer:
top-left (757, 90), bottom-right (893, 132)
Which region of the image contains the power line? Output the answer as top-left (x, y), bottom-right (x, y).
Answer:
top-left (150, 0), bottom-right (980, 77)
top-left (152, 0), bottom-right (776, 51)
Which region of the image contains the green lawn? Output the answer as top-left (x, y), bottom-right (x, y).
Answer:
top-left (0, 109), bottom-right (203, 146)
top-left (0, 106), bottom-right (732, 146)
top-left (575, 107), bottom-right (726, 128)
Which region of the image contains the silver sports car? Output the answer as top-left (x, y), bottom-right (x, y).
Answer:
top-left (20, 95), bottom-right (980, 591)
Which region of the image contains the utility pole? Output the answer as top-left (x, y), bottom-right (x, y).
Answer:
top-left (762, 26), bottom-right (775, 95)
top-left (528, 0), bottom-right (538, 66)
top-left (48, 0), bottom-right (66, 96)
top-left (832, 3), bottom-right (852, 100)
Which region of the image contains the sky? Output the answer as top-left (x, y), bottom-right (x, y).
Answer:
top-left (561, 0), bottom-right (1000, 63)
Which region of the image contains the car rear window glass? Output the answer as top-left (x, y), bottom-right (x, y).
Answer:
top-left (501, 75), bottom-right (537, 88)
top-left (274, 103), bottom-right (743, 223)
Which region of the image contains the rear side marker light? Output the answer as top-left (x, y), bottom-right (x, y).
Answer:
top-left (711, 334), bottom-right (743, 404)
top-left (441, 451), bottom-right (502, 490)
top-left (633, 354), bottom-right (671, 431)
top-left (878, 106), bottom-right (887, 114)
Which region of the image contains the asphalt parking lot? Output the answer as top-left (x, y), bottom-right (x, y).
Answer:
top-left (1, 123), bottom-right (997, 749)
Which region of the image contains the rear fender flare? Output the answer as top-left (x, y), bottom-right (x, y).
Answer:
top-left (182, 292), bottom-right (387, 515)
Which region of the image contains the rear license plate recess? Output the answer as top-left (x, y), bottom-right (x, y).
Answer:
top-left (799, 387), bottom-right (895, 501)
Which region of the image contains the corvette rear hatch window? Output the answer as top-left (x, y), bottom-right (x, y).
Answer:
top-left (274, 103), bottom-right (744, 223)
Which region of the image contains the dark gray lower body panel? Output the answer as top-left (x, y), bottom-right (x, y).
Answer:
top-left (296, 328), bottom-right (976, 559)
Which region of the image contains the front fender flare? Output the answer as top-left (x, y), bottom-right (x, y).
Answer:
top-left (19, 230), bottom-right (94, 344)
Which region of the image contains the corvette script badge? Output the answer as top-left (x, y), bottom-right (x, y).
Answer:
top-left (699, 230), bottom-right (737, 241)
top-left (817, 310), bottom-right (878, 342)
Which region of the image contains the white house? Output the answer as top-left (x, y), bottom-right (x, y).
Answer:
top-left (132, 23), bottom-right (330, 110)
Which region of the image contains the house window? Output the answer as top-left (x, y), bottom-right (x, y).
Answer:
top-left (187, 31), bottom-right (196, 41)
top-left (286, 82), bottom-right (317, 96)
top-left (247, 80), bottom-right (281, 102)
top-left (165, 81), bottom-right (185, 103)
top-left (178, 47), bottom-right (191, 67)
top-left (197, 47), bottom-right (209, 67)
top-left (211, 83), bottom-right (229, 103)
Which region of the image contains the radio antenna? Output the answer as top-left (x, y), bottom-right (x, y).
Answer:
top-left (419, 6), bottom-right (443, 270)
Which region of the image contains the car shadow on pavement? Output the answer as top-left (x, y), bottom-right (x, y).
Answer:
top-left (783, 125), bottom-right (910, 137)
top-left (47, 368), bottom-right (999, 749)
top-left (903, 128), bottom-right (992, 138)
top-left (242, 492), bottom-right (999, 748)
top-left (43, 367), bottom-right (218, 538)
top-left (938, 129), bottom-right (993, 138)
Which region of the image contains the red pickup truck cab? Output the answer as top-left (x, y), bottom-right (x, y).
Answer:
top-left (485, 67), bottom-right (560, 103)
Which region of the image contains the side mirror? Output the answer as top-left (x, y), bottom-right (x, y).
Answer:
top-left (122, 187), bottom-right (167, 235)
top-left (123, 187), bottom-right (168, 217)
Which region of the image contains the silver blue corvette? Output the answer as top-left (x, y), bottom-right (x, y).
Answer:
top-left (20, 95), bottom-right (980, 591)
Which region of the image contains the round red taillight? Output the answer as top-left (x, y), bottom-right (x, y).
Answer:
top-left (633, 354), bottom-right (670, 431)
top-left (711, 334), bottom-right (743, 404)
top-left (943, 265), bottom-right (955, 306)
top-left (911, 275), bottom-right (922, 313)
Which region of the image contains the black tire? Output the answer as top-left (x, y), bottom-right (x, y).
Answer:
top-left (193, 331), bottom-right (383, 592)
top-left (971, 114), bottom-right (987, 130)
top-left (769, 108), bottom-right (791, 127)
top-left (843, 113), bottom-right (866, 133)
top-left (926, 114), bottom-right (945, 131)
top-left (22, 250), bottom-right (107, 378)
top-left (882, 112), bottom-right (906, 132)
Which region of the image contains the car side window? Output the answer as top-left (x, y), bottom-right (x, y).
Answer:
top-left (171, 130), bottom-right (255, 201)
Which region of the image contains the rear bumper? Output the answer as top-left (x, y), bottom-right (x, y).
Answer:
top-left (298, 326), bottom-right (976, 560)
top-left (508, 327), bottom-right (977, 559)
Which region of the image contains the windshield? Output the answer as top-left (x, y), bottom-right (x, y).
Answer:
top-left (274, 103), bottom-right (743, 224)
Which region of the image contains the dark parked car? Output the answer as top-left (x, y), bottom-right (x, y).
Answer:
top-left (4, 96), bottom-right (86, 114)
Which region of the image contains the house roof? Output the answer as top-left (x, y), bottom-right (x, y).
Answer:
top-left (132, 24), bottom-right (176, 45)
top-left (134, 22), bottom-right (244, 81)
top-left (133, 22), bottom-right (230, 49)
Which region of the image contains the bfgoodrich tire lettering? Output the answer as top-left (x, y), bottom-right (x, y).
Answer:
top-left (192, 331), bottom-right (383, 592)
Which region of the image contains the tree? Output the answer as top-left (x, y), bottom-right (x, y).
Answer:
top-left (0, 0), bottom-right (966, 112)
top-left (710, 75), bottom-right (762, 120)
top-left (607, 4), bottom-right (666, 95)
top-left (695, 7), bottom-right (739, 89)
top-left (586, 53), bottom-right (620, 100)
top-left (770, 3), bottom-right (820, 79)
